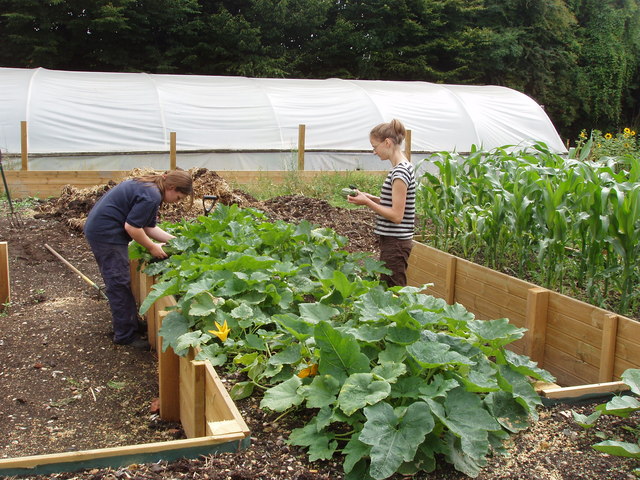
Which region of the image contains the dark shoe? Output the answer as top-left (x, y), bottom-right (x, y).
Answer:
top-left (127, 338), bottom-right (151, 350)
top-left (115, 337), bottom-right (151, 350)
top-left (137, 319), bottom-right (148, 334)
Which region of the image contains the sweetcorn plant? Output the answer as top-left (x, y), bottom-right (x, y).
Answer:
top-left (130, 203), bottom-right (554, 479)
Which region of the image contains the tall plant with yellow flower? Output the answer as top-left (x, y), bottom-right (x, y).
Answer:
top-left (575, 127), bottom-right (640, 161)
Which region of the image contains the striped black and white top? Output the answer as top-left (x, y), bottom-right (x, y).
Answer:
top-left (374, 161), bottom-right (416, 239)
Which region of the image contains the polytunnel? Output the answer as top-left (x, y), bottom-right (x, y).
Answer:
top-left (0, 67), bottom-right (567, 171)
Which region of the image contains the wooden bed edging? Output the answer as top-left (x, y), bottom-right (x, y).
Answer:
top-left (2, 170), bottom-right (388, 199)
top-left (406, 241), bottom-right (640, 389)
top-left (0, 260), bottom-right (250, 478)
top-left (131, 260), bottom-right (251, 440)
top-left (0, 434), bottom-right (251, 477)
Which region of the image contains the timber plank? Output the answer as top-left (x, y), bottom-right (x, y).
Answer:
top-left (544, 327), bottom-right (601, 369)
top-left (204, 362), bottom-right (250, 435)
top-left (453, 288), bottom-right (526, 327)
top-left (542, 381), bottom-right (629, 399)
top-left (179, 352), bottom-right (206, 438)
top-left (455, 258), bottom-right (534, 297)
top-left (543, 343), bottom-right (598, 386)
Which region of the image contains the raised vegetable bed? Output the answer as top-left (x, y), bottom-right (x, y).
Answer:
top-left (407, 241), bottom-right (639, 395)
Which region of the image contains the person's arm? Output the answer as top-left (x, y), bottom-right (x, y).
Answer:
top-left (143, 225), bottom-right (175, 243)
top-left (124, 222), bottom-right (168, 259)
top-left (348, 179), bottom-right (407, 224)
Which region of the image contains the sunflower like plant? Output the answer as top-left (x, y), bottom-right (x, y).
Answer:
top-left (576, 127), bottom-right (639, 160)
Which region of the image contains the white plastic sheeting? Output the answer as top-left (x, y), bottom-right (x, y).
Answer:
top-left (0, 67), bottom-right (567, 171)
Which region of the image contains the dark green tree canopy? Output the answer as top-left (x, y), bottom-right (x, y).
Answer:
top-left (1, 0), bottom-right (639, 137)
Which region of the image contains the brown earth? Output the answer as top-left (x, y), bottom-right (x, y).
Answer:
top-left (0, 168), bottom-right (638, 480)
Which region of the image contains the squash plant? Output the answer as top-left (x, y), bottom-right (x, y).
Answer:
top-left (130, 203), bottom-right (554, 479)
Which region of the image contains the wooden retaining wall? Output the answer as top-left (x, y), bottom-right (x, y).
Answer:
top-left (407, 241), bottom-right (640, 390)
top-left (132, 260), bottom-right (250, 440)
top-left (1, 170), bottom-right (387, 199)
top-left (0, 261), bottom-right (249, 477)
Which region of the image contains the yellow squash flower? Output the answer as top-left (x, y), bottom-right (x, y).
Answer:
top-left (297, 363), bottom-right (319, 378)
top-left (604, 133), bottom-right (612, 140)
top-left (209, 320), bottom-right (231, 342)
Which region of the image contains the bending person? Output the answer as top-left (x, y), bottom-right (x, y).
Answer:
top-left (84, 170), bottom-right (194, 349)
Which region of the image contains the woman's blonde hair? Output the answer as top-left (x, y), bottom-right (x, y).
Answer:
top-left (135, 170), bottom-right (194, 207)
top-left (370, 118), bottom-right (406, 146)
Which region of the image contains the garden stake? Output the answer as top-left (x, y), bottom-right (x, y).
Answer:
top-left (0, 151), bottom-right (23, 226)
top-left (44, 243), bottom-right (108, 300)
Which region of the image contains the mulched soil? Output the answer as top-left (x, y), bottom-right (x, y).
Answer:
top-left (0, 168), bottom-right (638, 480)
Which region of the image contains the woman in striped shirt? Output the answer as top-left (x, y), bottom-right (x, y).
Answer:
top-left (348, 119), bottom-right (416, 287)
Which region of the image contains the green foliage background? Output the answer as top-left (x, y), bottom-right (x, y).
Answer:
top-left (1, 0), bottom-right (639, 139)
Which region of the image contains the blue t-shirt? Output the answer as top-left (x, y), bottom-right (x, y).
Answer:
top-left (84, 180), bottom-right (161, 244)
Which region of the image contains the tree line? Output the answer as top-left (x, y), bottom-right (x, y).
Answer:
top-left (1, 0), bottom-right (639, 140)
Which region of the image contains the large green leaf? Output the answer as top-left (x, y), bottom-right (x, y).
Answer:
top-left (372, 362), bottom-right (407, 384)
top-left (496, 365), bottom-right (542, 414)
top-left (315, 321), bottom-right (370, 382)
top-left (299, 375), bottom-right (341, 409)
top-left (288, 423), bottom-right (338, 462)
top-left (484, 391), bottom-right (531, 432)
top-left (622, 368), bottom-right (640, 395)
top-left (444, 432), bottom-right (486, 478)
top-left (342, 436), bottom-right (371, 475)
top-left (428, 387), bottom-right (500, 461)
top-left (139, 278), bottom-right (179, 314)
top-left (299, 302), bottom-right (340, 323)
top-left (359, 401), bottom-right (435, 480)
top-left (188, 292), bottom-right (221, 316)
top-left (598, 394), bottom-right (640, 417)
top-left (593, 440), bottom-right (640, 458)
top-left (174, 331), bottom-right (209, 357)
top-left (338, 373), bottom-right (391, 416)
top-left (260, 376), bottom-right (303, 412)
top-left (467, 318), bottom-right (526, 347)
top-left (502, 350), bottom-right (555, 382)
top-left (267, 344), bottom-right (302, 366)
top-left (407, 340), bottom-right (476, 369)
top-left (157, 311), bottom-right (190, 353)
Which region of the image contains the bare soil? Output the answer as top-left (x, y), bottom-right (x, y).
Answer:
top-left (0, 168), bottom-right (638, 480)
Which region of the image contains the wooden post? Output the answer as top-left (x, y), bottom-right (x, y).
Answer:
top-left (156, 297), bottom-right (181, 422)
top-left (129, 259), bottom-right (140, 304)
top-left (180, 349), bottom-right (206, 438)
top-left (599, 313), bottom-right (619, 382)
top-left (20, 121), bottom-right (28, 170)
top-left (405, 129), bottom-right (412, 161)
top-left (0, 242), bottom-right (9, 305)
top-left (297, 124), bottom-right (306, 171)
top-left (444, 256), bottom-right (457, 305)
top-left (524, 287), bottom-right (549, 365)
top-left (140, 273), bottom-right (157, 349)
top-left (169, 132), bottom-right (177, 170)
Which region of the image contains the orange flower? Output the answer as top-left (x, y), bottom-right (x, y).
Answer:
top-left (297, 364), bottom-right (319, 378)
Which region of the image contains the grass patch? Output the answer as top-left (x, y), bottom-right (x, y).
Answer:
top-left (229, 170), bottom-right (386, 208)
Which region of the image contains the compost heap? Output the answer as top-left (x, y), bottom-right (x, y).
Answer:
top-left (35, 167), bottom-right (378, 254)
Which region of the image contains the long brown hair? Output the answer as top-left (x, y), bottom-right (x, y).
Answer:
top-left (135, 170), bottom-right (194, 207)
top-left (370, 118), bottom-right (406, 146)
